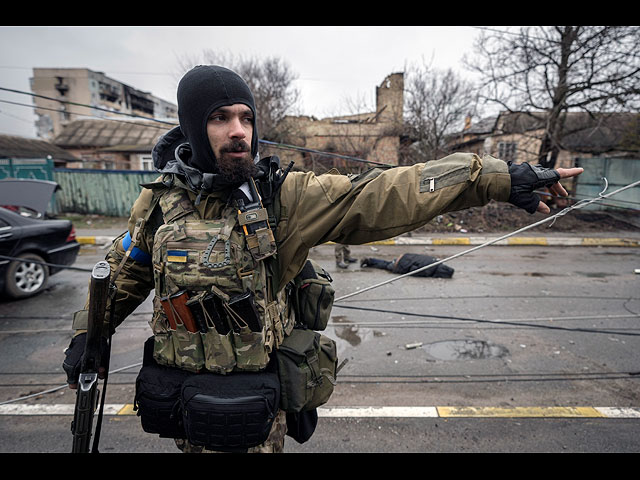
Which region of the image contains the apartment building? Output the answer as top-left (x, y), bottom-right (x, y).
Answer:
top-left (30, 68), bottom-right (177, 140)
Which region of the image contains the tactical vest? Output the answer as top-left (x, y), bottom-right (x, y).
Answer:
top-left (149, 185), bottom-right (294, 374)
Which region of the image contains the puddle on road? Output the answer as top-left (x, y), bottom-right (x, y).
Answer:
top-left (330, 315), bottom-right (376, 346)
top-left (574, 272), bottom-right (612, 278)
top-left (423, 339), bottom-right (510, 361)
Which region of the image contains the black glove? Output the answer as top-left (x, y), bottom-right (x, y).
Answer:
top-left (508, 161), bottom-right (560, 214)
top-left (62, 333), bottom-right (110, 385)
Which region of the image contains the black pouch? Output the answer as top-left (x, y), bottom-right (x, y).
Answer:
top-left (180, 360), bottom-right (280, 452)
top-left (134, 337), bottom-right (193, 439)
top-left (286, 409), bottom-right (318, 444)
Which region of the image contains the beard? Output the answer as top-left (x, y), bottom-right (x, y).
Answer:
top-left (214, 139), bottom-right (257, 184)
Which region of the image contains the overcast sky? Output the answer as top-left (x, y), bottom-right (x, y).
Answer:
top-left (0, 25), bottom-right (489, 138)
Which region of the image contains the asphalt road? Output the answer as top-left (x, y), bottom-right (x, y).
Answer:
top-left (1, 239), bottom-right (639, 453)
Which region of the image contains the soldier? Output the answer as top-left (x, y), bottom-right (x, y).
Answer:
top-left (63, 65), bottom-right (583, 453)
top-left (335, 244), bottom-right (357, 269)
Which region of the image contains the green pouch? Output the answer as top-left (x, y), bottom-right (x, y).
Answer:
top-left (152, 332), bottom-right (175, 367)
top-left (292, 259), bottom-right (335, 331)
top-left (172, 323), bottom-right (205, 373)
top-left (276, 328), bottom-right (338, 413)
top-left (201, 329), bottom-right (236, 374)
top-left (231, 326), bottom-right (270, 371)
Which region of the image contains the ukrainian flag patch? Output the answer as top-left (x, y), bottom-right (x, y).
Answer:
top-left (167, 250), bottom-right (188, 263)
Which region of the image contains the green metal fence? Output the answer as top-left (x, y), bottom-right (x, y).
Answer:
top-left (5, 157), bottom-right (637, 217)
top-left (575, 157), bottom-right (640, 211)
top-left (0, 157), bottom-right (55, 181)
top-left (53, 168), bottom-right (160, 217)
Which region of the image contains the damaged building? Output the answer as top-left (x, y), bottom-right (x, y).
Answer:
top-left (30, 68), bottom-right (177, 141)
top-left (268, 73), bottom-right (404, 171)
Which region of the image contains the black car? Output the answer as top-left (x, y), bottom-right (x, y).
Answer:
top-left (0, 179), bottom-right (80, 299)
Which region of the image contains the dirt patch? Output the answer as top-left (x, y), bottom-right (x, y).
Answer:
top-left (414, 201), bottom-right (640, 234)
top-left (59, 213), bottom-right (128, 230)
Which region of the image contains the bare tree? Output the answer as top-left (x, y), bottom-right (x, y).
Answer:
top-left (403, 61), bottom-right (481, 163)
top-left (175, 50), bottom-right (301, 146)
top-left (466, 26), bottom-right (640, 168)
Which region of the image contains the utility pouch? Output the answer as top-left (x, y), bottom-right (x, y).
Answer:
top-left (134, 338), bottom-right (193, 439)
top-left (292, 259), bottom-right (335, 331)
top-left (238, 207), bottom-right (278, 261)
top-left (276, 328), bottom-right (338, 413)
top-left (180, 363), bottom-right (280, 452)
top-left (236, 179), bottom-right (278, 262)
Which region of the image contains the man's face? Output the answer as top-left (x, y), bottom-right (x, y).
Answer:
top-left (206, 103), bottom-right (256, 183)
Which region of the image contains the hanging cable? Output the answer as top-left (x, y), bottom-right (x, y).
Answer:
top-left (0, 362), bottom-right (143, 405)
top-left (0, 85), bottom-right (390, 169)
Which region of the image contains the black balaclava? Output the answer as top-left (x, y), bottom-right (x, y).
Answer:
top-left (177, 65), bottom-right (258, 174)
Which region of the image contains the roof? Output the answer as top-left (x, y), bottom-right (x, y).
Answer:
top-left (448, 111), bottom-right (639, 154)
top-left (53, 118), bottom-right (172, 152)
top-left (0, 134), bottom-right (79, 161)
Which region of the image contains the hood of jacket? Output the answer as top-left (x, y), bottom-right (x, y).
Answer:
top-left (152, 125), bottom-right (237, 195)
top-left (152, 126), bottom-right (280, 201)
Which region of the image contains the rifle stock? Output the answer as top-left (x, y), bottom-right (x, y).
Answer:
top-left (71, 261), bottom-right (111, 453)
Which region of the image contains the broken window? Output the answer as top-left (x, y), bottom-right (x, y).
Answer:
top-left (498, 141), bottom-right (517, 161)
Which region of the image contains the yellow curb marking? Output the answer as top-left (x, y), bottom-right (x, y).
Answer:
top-left (437, 406), bottom-right (604, 418)
top-left (117, 404), bottom-right (136, 415)
top-left (581, 238), bottom-right (637, 247)
top-left (432, 238), bottom-right (471, 245)
top-left (508, 237), bottom-right (548, 246)
top-left (77, 237), bottom-right (96, 244)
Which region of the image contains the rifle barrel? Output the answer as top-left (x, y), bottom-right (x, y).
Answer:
top-left (71, 261), bottom-right (111, 453)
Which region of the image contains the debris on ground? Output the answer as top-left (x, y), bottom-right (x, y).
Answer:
top-left (413, 201), bottom-right (640, 235)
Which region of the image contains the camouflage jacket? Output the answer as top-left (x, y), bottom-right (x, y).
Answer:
top-left (72, 152), bottom-right (510, 333)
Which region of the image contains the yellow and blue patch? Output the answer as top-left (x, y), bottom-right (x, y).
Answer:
top-left (167, 250), bottom-right (188, 263)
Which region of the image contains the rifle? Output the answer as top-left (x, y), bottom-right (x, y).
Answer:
top-left (71, 260), bottom-right (113, 453)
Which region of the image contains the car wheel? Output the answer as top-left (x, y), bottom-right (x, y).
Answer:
top-left (4, 253), bottom-right (49, 299)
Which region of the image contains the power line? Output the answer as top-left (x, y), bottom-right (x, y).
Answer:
top-left (0, 86), bottom-right (176, 126)
top-left (0, 98), bottom-right (172, 131)
top-left (334, 179), bottom-right (640, 303)
top-left (469, 26), bottom-right (559, 43)
top-left (333, 304), bottom-right (640, 337)
top-left (0, 85), bottom-right (391, 168)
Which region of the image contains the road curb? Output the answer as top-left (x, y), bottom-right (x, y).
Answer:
top-left (76, 236), bottom-right (115, 246)
top-left (77, 235), bottom-right (640, 248)
top-left (2, 404), bottom-right (640, 418)
top-left (384, 236), bottom-right (640, 247)
top-left (337, 236), bottom-right (640, 247)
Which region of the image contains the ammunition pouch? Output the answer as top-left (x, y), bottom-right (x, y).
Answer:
top-left (134, 337), bottom-right (280, 451)
top-left (276, 328), bottom-right (338, 413)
